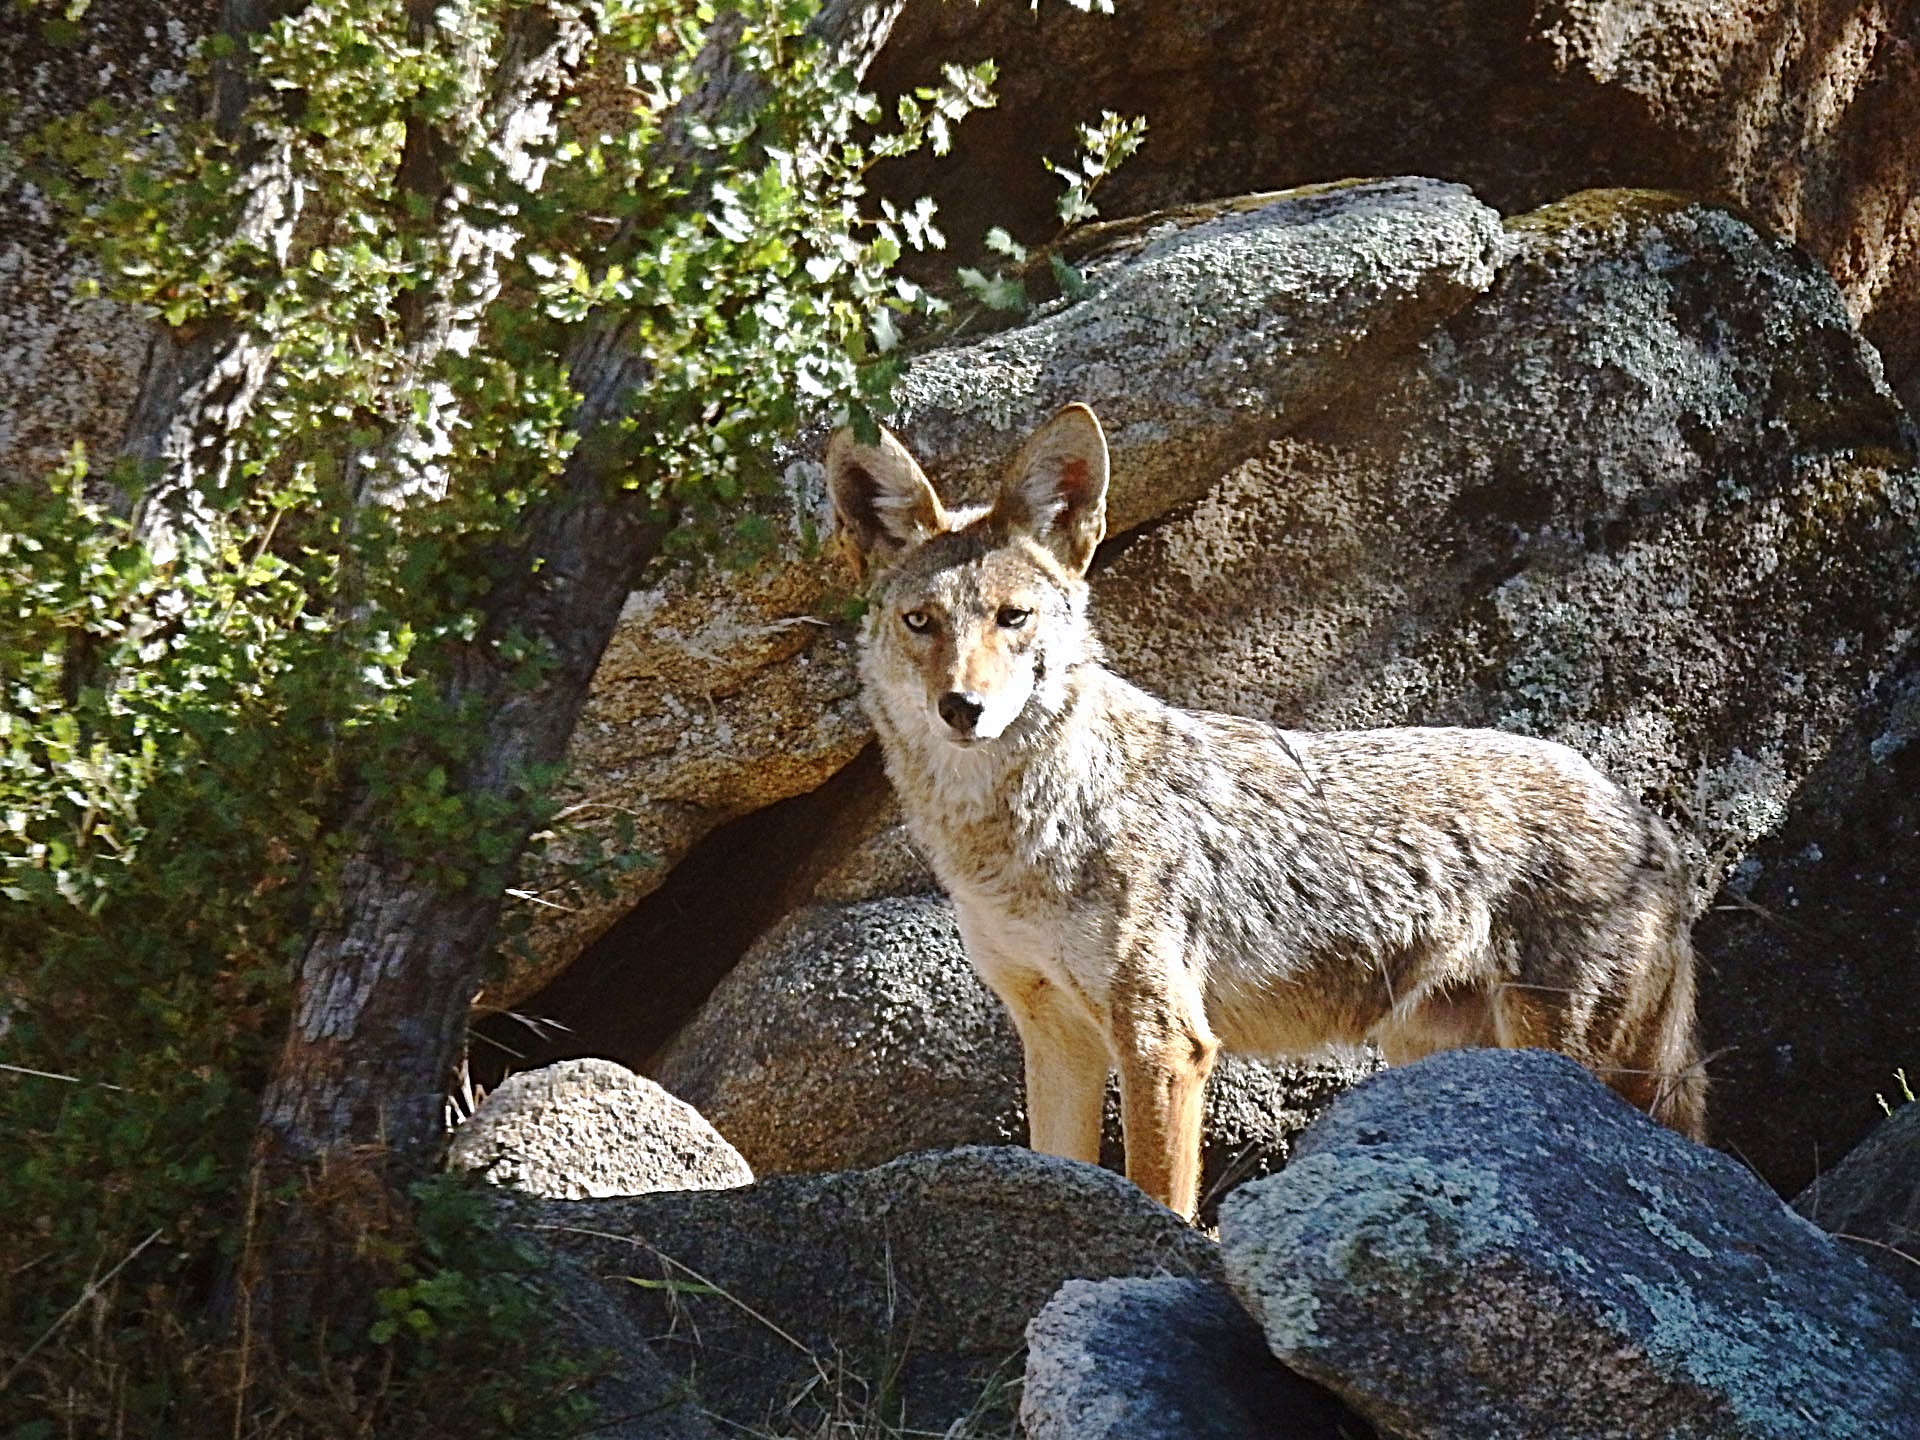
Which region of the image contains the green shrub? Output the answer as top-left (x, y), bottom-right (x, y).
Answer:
top-left (1, 1), bottom-right (997, 1430)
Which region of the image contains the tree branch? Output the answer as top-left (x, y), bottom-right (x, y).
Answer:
top-left (240, 0), bottom-right (909, 1341)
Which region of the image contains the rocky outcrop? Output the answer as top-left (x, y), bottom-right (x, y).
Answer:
top-left (504, 178), bottom-right (1514, 1001)
top-left (446, 1058), bottom-right (750, 1200)
top-left (523, 181), bottom-right (1920, 1026)
top-left (610, 190), bottom-right (1920, 1195)
top-left (1021, 1276), bottom-right (1370, 1440)
top-left (1093, 191), bottom-right (1920, 906)
top-left (651, 896), bottom-right (1374, 1215)
top-left (1695, 656), bottom-right (1920, 1195)
top-left (534, 1250), bottom-right (725, 1440)
top-left (511, 1146), bottom-right (1222, 1436)
top-left (1795, 1100), bottom-right (1920, 1306)
top-left (1221, 1048), bottom-right (1920, 1440)
top-left (871, 0), bottom-right (1920, 412)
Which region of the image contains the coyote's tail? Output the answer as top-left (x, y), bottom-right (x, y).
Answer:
top-left (1642, 931), bottom-right (1708, 1143)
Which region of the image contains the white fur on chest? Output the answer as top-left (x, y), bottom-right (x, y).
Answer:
top-left (893, 702), bottom-right (1115, 900)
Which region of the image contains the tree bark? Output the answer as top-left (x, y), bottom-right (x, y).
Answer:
top-left (229, 0), bottom-right (909, 1341)
top-left (119, 0), bottom-right (303, 547)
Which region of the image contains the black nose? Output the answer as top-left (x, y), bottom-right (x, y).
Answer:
top-left (938, 691), bottom-right (985, 733)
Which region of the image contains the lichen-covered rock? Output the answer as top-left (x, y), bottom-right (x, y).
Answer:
top-left (884, 177), bottom-right (1513, 530)
top-left (503, 179), bottom-right (1513, 1002)
top-left (1696, 657), bottom-right (1920, 1196)
top-left (651, 896), bottom-right (1374, 1215)
top-left (870, 0), bottom-right (1920, 410)
top-left (447, 1057), bottom-right (750, 1200)
top-left (1794, 1101), bottom-right (1920, 1306)
top-left (511, 1146), bottom-right (1224, 1436)
top-left (1531, 1), bottom-right (1920, 413)
top-left (1021, 1276), bottom-right (1369, 1440)
top-left (1221, 1048), bottom-right (1920, 1440)
top-left (1094, 191), bottom-right (1920, 907)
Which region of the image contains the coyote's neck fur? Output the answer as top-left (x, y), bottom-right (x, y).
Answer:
top-left (868, 647), bottom-right (1254, 910)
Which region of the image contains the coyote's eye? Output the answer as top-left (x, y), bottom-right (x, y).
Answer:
top-left (902, 609), bottom-right (932, 634)
top-left (996, 606), bottom-right (1032, 630)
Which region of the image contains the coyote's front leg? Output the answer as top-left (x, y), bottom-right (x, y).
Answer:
top-left (993, 967), bottom-right (1107, 1164)
top-left (1112, 956), bottom-right (1219, 1221)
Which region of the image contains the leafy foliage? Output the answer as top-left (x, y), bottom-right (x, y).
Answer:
top-left (0, 446), bottom-right (311, 1431)
top-left (363, 1175), bottom-right (604, 1433)
top-left (1045, 109), bottom-right (1146, 226)
top-left (0, 1), bottom-right (1020, 1432)
top-left (955, 110), bottom-right (1147, 315)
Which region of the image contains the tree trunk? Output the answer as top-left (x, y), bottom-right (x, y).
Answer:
top-left (119, 0), bottom-right (303, 545)
top-left (243, 349), bottom-right (660, 1334)
top-left (224, 0), bottom-right (908, 1343)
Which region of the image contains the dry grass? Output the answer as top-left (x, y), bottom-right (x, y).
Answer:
top-left (730, 1348), bottom-right (1021, 1440)
top-left (536, 1223), bottom-right (1023, 1440)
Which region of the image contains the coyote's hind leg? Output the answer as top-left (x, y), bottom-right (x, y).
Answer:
top-left (1492, 948), bottom-right (1707, 1143)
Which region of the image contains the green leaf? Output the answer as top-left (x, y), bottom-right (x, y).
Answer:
top-left (983, 226), bottom-right (1027, 263)
top-left (1050, 253), bottom-right (1090, 300)
top-left (957, 267), bottom-right (1028, 313)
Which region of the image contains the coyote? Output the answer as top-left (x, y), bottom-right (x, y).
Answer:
top-left (826, 404), bottom-right (1705, 1219)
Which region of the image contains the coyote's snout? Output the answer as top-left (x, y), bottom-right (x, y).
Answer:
top-left (827, 405), bottom-right (1707, 1220)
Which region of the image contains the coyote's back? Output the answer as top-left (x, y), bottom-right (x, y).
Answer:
top-left (826, 404), bottom-right (1705, 1219)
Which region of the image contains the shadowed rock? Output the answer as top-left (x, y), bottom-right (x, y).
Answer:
top-left (511, 1146), bottom-right (1224, 1436)
top-left (535, 1250), bottom-right (725, 1440)
top-left (1697, 656), bottom-right (1920, 1195)
top-left (1795, 1099), bottom-right (1920, 1306)
top-left (1022, 1275), bottom-right (1373, 1440)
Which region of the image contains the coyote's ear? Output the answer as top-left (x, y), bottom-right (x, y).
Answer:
top-left (825, 424), bottom-right (949, 576)
top-left (991, 404), bottom-right (1110, 576)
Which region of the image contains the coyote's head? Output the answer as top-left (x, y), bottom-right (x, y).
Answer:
top-left (826, 405), bottom-right (1110, 748)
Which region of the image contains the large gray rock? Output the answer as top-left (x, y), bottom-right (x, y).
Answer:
top-left (511, 1146), bottom-right (1224, 1436)
top-left (1021, 1276), bottom-right (1370, 1440)
top-left (885, 177), bottom-right (1512, 531)
top-left (651, 896), bottom-right (1375, 1216)
top-left (1795, 1101), bottom-right (1920, 1306)
top-left (505, 179), bottom-right (1514, 1001)
top-left (1094, 192), bottom-right (1920, 913)
top-left (447, 1058), bottom-right (750, 1200)
top-left (869, 0), bottom-right (1920, 412)
top-left (1696, 656), bottom-right (1920, 1195)
top-left (1222, 1048), bottom-right (1920, 1440)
